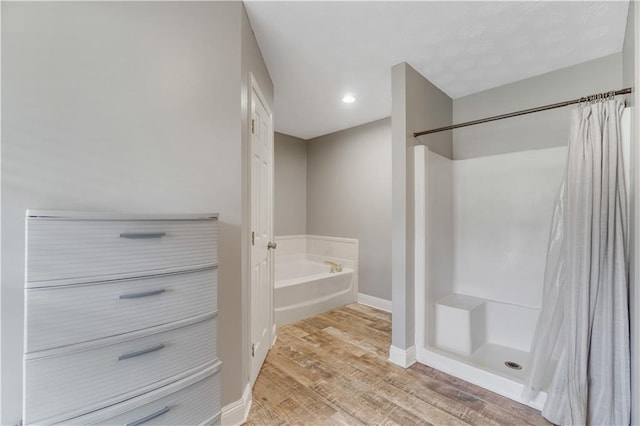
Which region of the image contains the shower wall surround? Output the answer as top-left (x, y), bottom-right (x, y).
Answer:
top-left (425, 148), bottom-right (567, 307)
top-left (415, 145), bottom-right (567, 407)
top-left (453, 147), bottom-right (567, 307)
top-left (422, 150), bottom-right (454, 334)
top-left (418, 147), bottom-right (566, 346)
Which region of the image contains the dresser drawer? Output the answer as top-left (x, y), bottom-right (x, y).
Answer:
top-left (25, 268), bottom-right (217, 352)
top-left (23, 317), bottom-right (217, 424)
top-left (26, 218), bottom-right (218, 286)
top-left (65, 364), bottom-right (221, 426)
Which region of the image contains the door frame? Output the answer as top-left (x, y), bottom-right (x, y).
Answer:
top-left (247, 72), bottom-right (275, 387)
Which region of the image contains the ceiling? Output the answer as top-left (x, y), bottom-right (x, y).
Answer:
top-left (244, 1), bottom-right (630, 140)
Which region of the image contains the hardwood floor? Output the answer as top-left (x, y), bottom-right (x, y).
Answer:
top-left (245, 304), bottom-right (551, 425)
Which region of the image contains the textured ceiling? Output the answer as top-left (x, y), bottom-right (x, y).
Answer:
top-left (244, 1), bottom-right (630, 140)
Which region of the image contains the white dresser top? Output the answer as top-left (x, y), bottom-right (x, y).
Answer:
top-left (26, 209), bottom-right (218, 221)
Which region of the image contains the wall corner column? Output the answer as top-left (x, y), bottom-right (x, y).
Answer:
top-left (390, 63), bottom-right (415, 367)
top-left (390, 62), bottom-right (452, 368)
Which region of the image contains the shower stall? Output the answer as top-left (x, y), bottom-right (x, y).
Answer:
top-left (413, 110), bottom-right (631, 408)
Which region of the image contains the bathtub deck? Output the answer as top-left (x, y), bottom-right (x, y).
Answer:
top-left (245, 303), bottom-right (551, 426)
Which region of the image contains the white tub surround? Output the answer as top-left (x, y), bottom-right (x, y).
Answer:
top-left (274, 235), bottom-right (358, 326)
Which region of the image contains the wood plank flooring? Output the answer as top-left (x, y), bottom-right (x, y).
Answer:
top-left (245, 304), bottom-right (551, 425)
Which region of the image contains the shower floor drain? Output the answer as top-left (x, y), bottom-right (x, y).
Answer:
top-left (504, 361), bottom-right (522, 370)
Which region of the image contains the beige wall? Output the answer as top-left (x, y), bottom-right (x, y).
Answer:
top-left (391, 62), bottom-right (452, 351)
top-left (307, 118), bottom-right (392, 301)
top-left (274, 133), bottom-right (307, 236)
top-left (1, 2), bottom-right (271, 422)
top-left (453, 54), bottom-right (623, 159)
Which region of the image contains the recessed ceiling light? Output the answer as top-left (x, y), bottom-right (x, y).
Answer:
top-left (342, 94), bottom-right (356, 103)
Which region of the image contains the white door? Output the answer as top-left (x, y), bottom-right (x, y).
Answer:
top-left (250, 76), bottom-right (274, 386)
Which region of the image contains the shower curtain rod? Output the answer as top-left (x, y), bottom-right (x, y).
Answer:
top-left (413, 87), bottom-right (632, 138)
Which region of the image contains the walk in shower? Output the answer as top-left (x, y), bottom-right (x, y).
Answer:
top-left (413, 109), bottom-right (631, 409)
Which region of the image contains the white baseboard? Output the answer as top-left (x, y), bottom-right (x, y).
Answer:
top-left (221, 382), bottom-right (252, 426)
top-left (388, 345), bottom-right (417, 368)
top-left (271, 323), bottom-right (277, 347)
top-left (357, 293), bottom-right (392, 312)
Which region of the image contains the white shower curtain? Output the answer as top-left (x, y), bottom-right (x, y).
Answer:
top-left (523, 99), bottom-right (630, 425)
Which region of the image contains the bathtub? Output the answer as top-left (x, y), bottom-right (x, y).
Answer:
top-left (275, 258), bottom-right (355, 326)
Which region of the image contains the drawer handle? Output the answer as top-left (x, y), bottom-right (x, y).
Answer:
top-left (119, 232), bottom-right (166, 239)
top-left (118, 343), bottom-right (165, 361)
top-left (125, 406), bottom-right (171, 426)
top-left (119, 288), bottom-right (166, 299)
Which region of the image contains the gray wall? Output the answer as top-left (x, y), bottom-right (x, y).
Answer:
top-left (453, 54), bottom-right (623, 159)
top-left (274, 133), bottom-right (307, 236)
top-left (622, 2), bottom-right (639, 423)
top-left (623, 1), bottom-right (635, 107)
top-left (307, 118), bottom-right (392, 301)
top-left (1, 2), bottom-right (271, 422)
top-left (391, 62), bottom-right (452, 351)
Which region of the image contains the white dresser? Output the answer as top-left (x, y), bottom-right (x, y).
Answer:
top-left (22, 210), bottom-right (221, 426)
